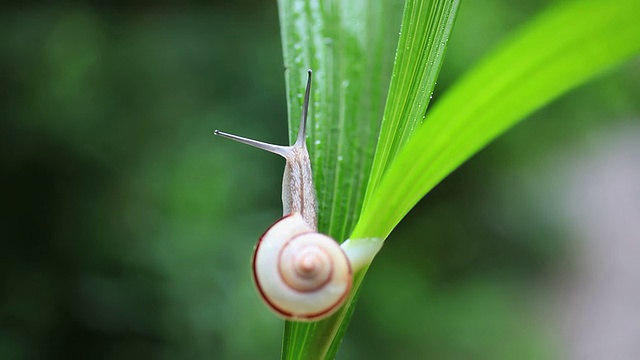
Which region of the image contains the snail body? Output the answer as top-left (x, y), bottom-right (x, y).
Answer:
top-left (215, 70), bottom-right (353, 321)
top-left (214, 70), bottom-right (316, 230)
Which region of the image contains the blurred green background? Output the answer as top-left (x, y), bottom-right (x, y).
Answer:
top-left (2, 1), bottom-right (639, 359)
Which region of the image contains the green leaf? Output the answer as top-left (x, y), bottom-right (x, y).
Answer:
top-left (277, 0), bottom-right (402, 358)
top-left (364, 0), bottom-right (460, 208)
top-left (277, 0), bottom-right (459, 358)
top-left (275, 0), bottom-right (640, 358)
top-left (278, 0), bottom-right (402, 244)
top-left (352, 0), bottom-right (640, 240)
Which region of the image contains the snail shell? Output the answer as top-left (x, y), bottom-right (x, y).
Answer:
top-left (253, 212), bottom-right (352, 320)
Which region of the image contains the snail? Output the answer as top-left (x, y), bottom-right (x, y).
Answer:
top-left (214, 70), bottom-right (353, 321)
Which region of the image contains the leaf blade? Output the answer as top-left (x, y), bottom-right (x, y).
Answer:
top-left (353, 0), bottom-right (640, 240)
top-left (277, 0), bottom-right (403, 358)
top-left (364, 0), bottom-right (461, 209)
top-left (278, 0), bottom-right (461, 358)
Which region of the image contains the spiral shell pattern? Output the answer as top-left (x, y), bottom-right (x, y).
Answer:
top-left (252, 213), bottom-right (352, 321)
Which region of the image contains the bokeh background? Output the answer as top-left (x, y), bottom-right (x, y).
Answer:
top-left (2, 1), bottom-right (639, 359)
